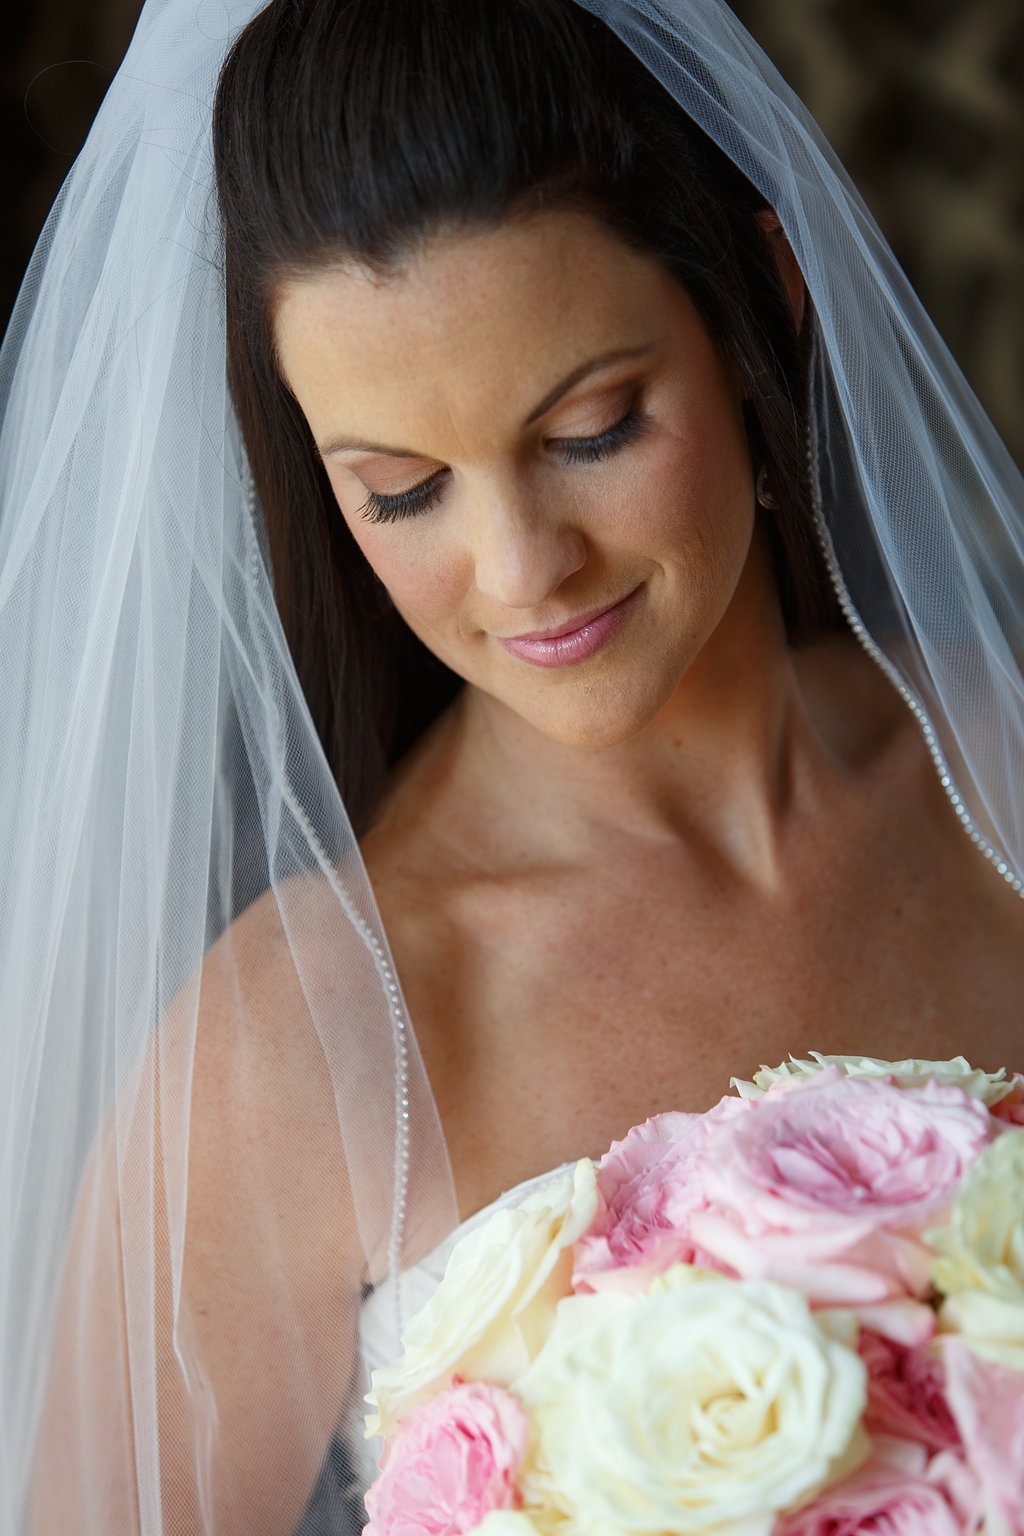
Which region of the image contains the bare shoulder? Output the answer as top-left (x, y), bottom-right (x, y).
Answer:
top-left (175, 871), bottom-right (412, 1282)
top-left (179, 876), bottom-right (359, 1206)
top-left (793, 628), bottom-right (915, 770)
top-left (185, 875), bottom-right (355, 1088)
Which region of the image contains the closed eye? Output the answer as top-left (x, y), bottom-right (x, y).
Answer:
top-left (551, 405), bottom-right (652, 465)
top-left (358, 404), bottom-right (652, 525)
top-left (358, 470), bottom-right (450, 526)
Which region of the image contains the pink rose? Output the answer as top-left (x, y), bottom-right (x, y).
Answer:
top-left (945, 1339), bottom-right (1024, 1535)
top-left (777, 1439), bottom-right (980, 1535)
top-left (991, 1074), bottom-right (1024, 1126)
top-left (688, 1072), bottom-right (994, 1340)
top-left (573, 1100), bottom-right (748, 1288)
top-left (860, 1331), bottom-right (960, 1453)
top-left (364, 1381), bottom-right (529, 1536)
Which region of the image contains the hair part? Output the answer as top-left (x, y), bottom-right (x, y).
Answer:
top-left (214, 0), bottom-right (839, 833)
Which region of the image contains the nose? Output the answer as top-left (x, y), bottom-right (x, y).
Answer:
top-left (469, 483), bottom-right (587, 611)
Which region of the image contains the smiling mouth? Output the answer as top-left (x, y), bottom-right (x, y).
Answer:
top-left (497, 586), bottom-right (641, 668)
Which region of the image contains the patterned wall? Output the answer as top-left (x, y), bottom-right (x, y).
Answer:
top-left (3, 0), bottom-right (141, 302)
top-left (733, 0), bottom-right (1024, 469)
top-left (4, 0), bottom-right (1022, 463)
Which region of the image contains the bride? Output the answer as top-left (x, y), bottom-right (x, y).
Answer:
top-left (3, 0), bottom-right (1023, 1532)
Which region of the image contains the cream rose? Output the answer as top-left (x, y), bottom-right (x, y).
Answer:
top-left (931, 1128), bottom-right (1024, 1367)
top-left (734, 1054), bottom-right (1019, 1107)
top-left (367, 1159), bottom-right (597, 1436)
top-left (516, 1266), bottom-right (868, 1536)
top-left (474, 1516), bottom-right (549, 1536)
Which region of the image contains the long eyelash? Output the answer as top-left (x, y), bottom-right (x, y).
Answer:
top-left (359, 407), bottom-right (650, 524)
top-left (556, 407), bottom-right (652, 466)
top-left (359, 472), bottom-right (448, 525)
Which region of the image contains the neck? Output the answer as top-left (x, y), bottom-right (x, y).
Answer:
top-left (452, 544), bottom-right (840, 885)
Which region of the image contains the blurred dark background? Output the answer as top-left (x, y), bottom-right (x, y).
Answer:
top-left (4, 0), bottom-right (1023, 463)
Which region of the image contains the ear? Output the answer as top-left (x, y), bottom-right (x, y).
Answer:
top-left (756, 209), bottom-right (806, 334)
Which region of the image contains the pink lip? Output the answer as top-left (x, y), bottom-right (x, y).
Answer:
top-left (498, 587), bottom-right (641, 668)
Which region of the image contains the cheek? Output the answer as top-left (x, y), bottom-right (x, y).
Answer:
top-left (330, 472), bottom-right (464, 629)
top-left (610, 407), bottom-right (754, 573)
top-left (662, 364), bottom-right (752, 497)
top-left (376, 544), bottom-right (464, 633)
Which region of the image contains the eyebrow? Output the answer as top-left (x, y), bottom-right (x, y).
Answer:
top-left (523, 341), bottom-right (660, 427)
top-left (318, 341), bottom-right (661, 461)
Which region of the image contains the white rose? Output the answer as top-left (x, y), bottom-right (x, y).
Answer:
top-left (474, 1516), bottom-right (549, 1536)
top-left (517, 1266), bottom-right (868, 1536)
top-left (733, 1052), bottom-right (1017, 1106)
top-left (931, 1128), bottom-right (1024, 1367)
top-left (366, 1159), bottom-right (597, 1436)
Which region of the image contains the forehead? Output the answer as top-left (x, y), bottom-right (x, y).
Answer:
top-left (271, 212), bottom-right (692, 445)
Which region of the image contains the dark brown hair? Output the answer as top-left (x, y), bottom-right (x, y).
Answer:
top-left (213, 0), bottom-right (838, 832)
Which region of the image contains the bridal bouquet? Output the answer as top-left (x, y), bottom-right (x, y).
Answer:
top-left (364, 1055), bottom-right (1024, 1536)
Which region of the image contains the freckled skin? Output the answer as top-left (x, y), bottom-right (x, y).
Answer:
top-left (274, 212), bottom-right (755, 749)
top-left (274, 211), bottom-right (1024, 1224)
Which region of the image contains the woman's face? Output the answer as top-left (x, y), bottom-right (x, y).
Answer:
top-left (274, 211), bottom-right (758, 748)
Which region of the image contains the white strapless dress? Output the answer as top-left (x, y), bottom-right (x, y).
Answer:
top-left (354, 1162), bottom-right (575, 1487)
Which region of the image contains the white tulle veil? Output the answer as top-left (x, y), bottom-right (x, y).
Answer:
top-left (1, 0), bottom-right (1021, 1531)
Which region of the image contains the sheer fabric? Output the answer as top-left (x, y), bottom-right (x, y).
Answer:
top-left (1, 0), bottom-right (1022, 1532)
top-left (0, 5), bottom-right (457, 1529)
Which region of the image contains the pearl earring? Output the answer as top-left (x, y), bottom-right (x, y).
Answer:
top-left (756, 465), bottom-right (780, 510)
